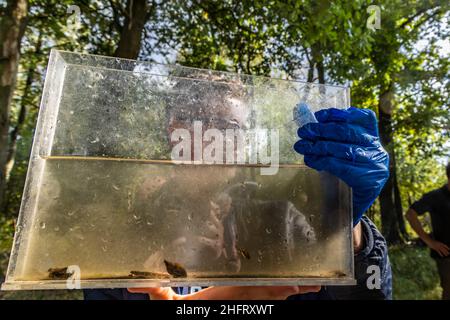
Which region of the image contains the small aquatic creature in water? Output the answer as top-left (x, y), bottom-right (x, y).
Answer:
top-left (129, 270), bottom-right (170, 279)
top-left (334, 271), bottom-right (347, 278)
top-left (48, 267), bottom-right (70, 279)
top-left (164, 260), bottom-right (187, 278)
top-left (129, 271), bottom-right (154, 279)
top-left (236, 247), bottom-right (251, 260)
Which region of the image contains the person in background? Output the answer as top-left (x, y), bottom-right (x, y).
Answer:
top-left (405, 163), bottom-right (450, 300)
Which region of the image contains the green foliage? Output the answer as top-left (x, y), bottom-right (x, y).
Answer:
top-left (0, 216), bottom-right (14, 254)
top-left (390, 245), bottom-right (442, 299)
top-left (396, 144), bottom-right (448, 210)
top-left (0, 0), bottom-right (449, 299)
top-left (164, 1), bottom-right (279, 74)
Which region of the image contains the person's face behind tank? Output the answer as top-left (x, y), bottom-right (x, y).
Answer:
top-left (166, 84), bottom-right (250, 187)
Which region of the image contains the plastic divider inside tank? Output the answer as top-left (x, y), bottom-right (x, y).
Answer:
top-left (2, 50), bottom-right (354, 290)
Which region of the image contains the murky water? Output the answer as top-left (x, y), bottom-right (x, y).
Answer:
top-left (13, 157), bottom-right (352, 281)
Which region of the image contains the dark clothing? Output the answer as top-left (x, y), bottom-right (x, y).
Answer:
top-left (84, 288), bottom-right (149, 300)
top-left (84, 216), bottom-right (392, 300)
top-left (289, 216), bottom-right (392, 300)
top-left (83, 286), bottom-right (202, 300)
top-left (411, 185), bottom-right (450, 260)
top-left (436, 258), bottom-right (450, 300)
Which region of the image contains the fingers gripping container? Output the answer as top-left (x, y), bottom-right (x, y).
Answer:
top-left (2, 50), bottom-right (354, 290)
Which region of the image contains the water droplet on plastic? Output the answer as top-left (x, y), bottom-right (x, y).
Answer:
top-left (39, 221), bottom-right (46, 229)
top-left (265, 227), bottom-right (272, 234)
top-left (90, 137), bottom-right (100, 144)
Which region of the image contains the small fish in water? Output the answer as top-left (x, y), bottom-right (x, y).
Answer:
top-left (236, 247), bottom-right (251, 260)
top-left (48, 267), bottom-right (70, 280)
top-left (163, 259), bottom-right (187, 278)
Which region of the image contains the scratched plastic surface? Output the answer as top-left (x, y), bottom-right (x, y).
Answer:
top-left (2, 50), bottom-right (353, 290)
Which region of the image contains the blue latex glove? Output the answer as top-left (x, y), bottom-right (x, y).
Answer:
top-left (293, 106), bottom-right (389, 225)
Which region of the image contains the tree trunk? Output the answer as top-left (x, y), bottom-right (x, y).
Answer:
top-left (113, 0), bottom-right (150, 59)
top-left (0, 0), bottom-right (28, 209)
top-left (307, 65), bottom-right (314, 83)
top-left (378, 84), bottom-right (403, 244)
top-left (393, 166), bottom-right (408, 239)
top-left (85, 1), bottom-right (150, 156)
top-left (311, 44), bottom-right (325, 84)
top-left (4, 34), bottom-right (41, 189)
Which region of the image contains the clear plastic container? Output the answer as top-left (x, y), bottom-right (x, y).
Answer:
top-left (2, 50), bottom-right (354, 290)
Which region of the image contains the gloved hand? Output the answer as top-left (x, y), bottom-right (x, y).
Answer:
top-left (293, 106), bottom-right (389, 225)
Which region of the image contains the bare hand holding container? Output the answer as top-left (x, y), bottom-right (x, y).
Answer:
top-left (2, 50), bottom-right (354, 290)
